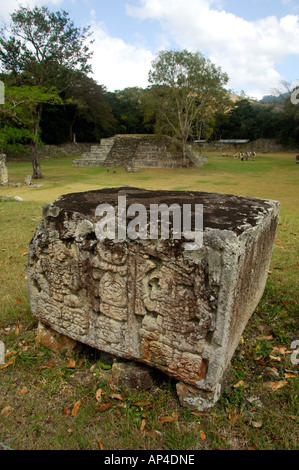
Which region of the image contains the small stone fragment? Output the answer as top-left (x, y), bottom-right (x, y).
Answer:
top-left (112, 361), bottom-right (154, 390)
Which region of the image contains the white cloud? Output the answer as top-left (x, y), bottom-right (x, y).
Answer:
top-left (2, 1), bottom-right (298, 97)
top-left (0, 0), bottom-right (63, 22)
top-left (0, 1), bottom-right (154, 92)
top-left (89, 21), bottom-right (154, 91)
top-left (127, 0), bottom-right (299, 98)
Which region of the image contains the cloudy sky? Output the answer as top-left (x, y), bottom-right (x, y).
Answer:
top-left (0, 0), bottom-right (299, 99)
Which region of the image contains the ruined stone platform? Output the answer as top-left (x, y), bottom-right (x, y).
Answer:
top-left (73, 135), bottom-right (193, 168)
top-left (27, 187), bottom-right (279, 410)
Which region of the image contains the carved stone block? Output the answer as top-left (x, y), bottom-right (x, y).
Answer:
top-left (27, 187), bottom-right (279, 410)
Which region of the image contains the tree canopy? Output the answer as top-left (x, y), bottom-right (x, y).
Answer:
top-left (0, 6), bottom-right (93, 85)
top-left (145, 49), bottom-right (229, 164)
top-left (0, 5), bottom-right (94, 178)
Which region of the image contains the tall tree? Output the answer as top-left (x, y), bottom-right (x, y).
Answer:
top-left (0, 85), bottom-right (61, 163)
top-left (212, 98), bottom-right (286, 142)
top-left (146, 50), bottom-right (229, 165)
top-left (109, 87), bottom-right (150, 135)
top-left (64, 73), bottom-right (116, 142)
top-left (0, 5), bottom-right (93, 178)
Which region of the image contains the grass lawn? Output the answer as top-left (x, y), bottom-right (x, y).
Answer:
top-left (0, 151), bottom-right (298, 450)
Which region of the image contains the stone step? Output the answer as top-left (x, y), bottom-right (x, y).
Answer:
top-left (105, 138), bottom-right (140, 166)
top-left (73, 138), bottom-right (115, 167)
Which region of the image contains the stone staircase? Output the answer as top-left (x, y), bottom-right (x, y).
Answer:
top-left (72, 135), bottom-right (204, 169)
top-left (73, 138), bottom-right (115, 167)
top-left (104, 137), bottom-right (141, 167)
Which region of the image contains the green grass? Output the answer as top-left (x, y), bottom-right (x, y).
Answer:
top-left (0, 151), bottom-right (298, 450)
top-left (2, 152), bottom-right (298, 214)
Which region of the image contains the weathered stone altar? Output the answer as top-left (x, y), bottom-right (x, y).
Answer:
top-left (27, 187), bottom-right (279, 410)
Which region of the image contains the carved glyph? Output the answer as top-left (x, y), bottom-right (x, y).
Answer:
top-left (28, 225), bottom-right (217, 385)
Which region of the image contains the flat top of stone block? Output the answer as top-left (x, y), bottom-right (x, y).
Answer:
top-left (52, 187), bottom-right (279, 235)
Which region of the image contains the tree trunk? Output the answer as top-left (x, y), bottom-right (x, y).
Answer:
top-left (32, 139), bottom-right (42, 179)
top-left (31, 104), bottom-right (43, 179)
top-left (182, 139), bottom-right (188, 167)
top-left (69, 108), bottom-right (77, 142)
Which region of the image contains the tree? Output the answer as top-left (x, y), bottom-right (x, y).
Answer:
top-left (212, 98), bottom-right (286, 143)
top-left (146, 50), bottom-right (229, 165)
top-left (0, 6), bottom-right (93, 178)
top-left (65, 74), bottom-right (116, 143)
top-left (0, 85), bottom-right (62, 171)
top-left (108, 87), bottom-right (150, 135)
top-left (40, 72), bottom-right (116, 144)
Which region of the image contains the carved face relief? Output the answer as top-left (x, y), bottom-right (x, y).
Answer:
top-left (98, 245), bottom-right (127, 266)
top-left (99, 272), bottom-right (127, 308)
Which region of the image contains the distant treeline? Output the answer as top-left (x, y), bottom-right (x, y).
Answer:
top-left (211, 96), bottom-right (298, 147)
top-left (1, 75), bottom-right (298, 151)
top-left (37, 82), bottom-right (298, 148)
top-left (38, 86), bottom-right (298, 148)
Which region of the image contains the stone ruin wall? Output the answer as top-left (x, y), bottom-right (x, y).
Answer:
top-left (201, 138), bottom-right (285, 153)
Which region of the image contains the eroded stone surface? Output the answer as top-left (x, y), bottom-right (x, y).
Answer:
top-left (27, 187), bottom-right (279, 410)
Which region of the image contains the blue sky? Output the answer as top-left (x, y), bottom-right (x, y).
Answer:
top-left (1, 0), bottom-right (299, 99)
